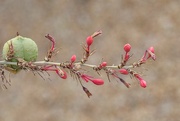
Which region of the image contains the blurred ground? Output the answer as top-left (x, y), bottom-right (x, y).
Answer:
top-left (0, 0), bottom-right (180, 121)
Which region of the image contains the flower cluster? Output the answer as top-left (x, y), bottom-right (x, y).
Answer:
top-left (0, 30), bottom-right (156, 97)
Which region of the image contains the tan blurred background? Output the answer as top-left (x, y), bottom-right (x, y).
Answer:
top-left (0, 0), bottom-right (179, 121)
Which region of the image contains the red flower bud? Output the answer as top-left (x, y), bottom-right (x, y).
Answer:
top-left (124, 43), bottom-right (131, 53)
top-left (147, 46), bottom-right (156, 60)
top-left (71, 55), bottom-right (76, 63)
top-left (56, 69), bottom-right (67, 79)
top-left (80, 74), bottom-right (104, 85)
top-left (119, 69), bottom-right (129, 75)
top-left (134, 74), bottom-right (147, 88)
top-left (86, 36), bottom-right (93, 46)
top-left (140, 79), bottom-right (147, 88)
top-left (100, 62), bottom-right (107, 67)
top-left (91, 79), bottom-right (104, 85)
top-left (148, 46), bottom-right (154, 53)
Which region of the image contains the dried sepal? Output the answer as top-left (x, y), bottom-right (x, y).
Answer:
top-left (44, 34), bottom-right (56, 62)
top-left (45, 34), bottom-right (55, 51)
top-left (105, 68), bottom-right (130, 88)
top-left (82, 86), bottom-right (92, 98)
top-left (91, 30), bottom-right (102, 38)
top-left (117, 76), bottom-right (130, 88)
top-left (141, 46), bottom-right (156, 62)
top-left (6, 41), bottom-right (14, 60)
top-left (106, 73), bottom-right (111, 82)
top-left (0, 68), bottom-right (11, 89)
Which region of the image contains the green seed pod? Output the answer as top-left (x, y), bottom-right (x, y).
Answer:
top-left (2, 35), bottom-right (38, 70)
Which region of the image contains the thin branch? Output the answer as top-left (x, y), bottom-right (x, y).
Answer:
top-left (0, 60), bottom-right (136, 70)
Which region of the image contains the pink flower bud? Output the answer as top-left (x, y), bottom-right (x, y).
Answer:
top-left (71, 55), bottom-right (76, 63)
top-left (134, 74), bottom-right (147, 88)
top-left (124, 43), bottom-right (131, 53)
top-left (148, 46), bottom-right (156, 60)
top-left (61, 71), bottom-right (67, 79)
top-left (148, 46), bottom-right (154, 53)
top-left (86, 36), bottom-right (93, 46)
top-left (119, 69), bottom-right (129, 75)
top-left (100, 62), bottom-right (107, 67)
top-left (56, 70), bottom-right (67, 79)
top-left (81, 74), bottom-right (104, 85)
top-left (91, 79), bottom-right (104, 85)
top-left (140, 79), bottom-right (147, 88)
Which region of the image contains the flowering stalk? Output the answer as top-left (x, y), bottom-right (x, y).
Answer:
top-left (0, 30), bottom-right (156, 97)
